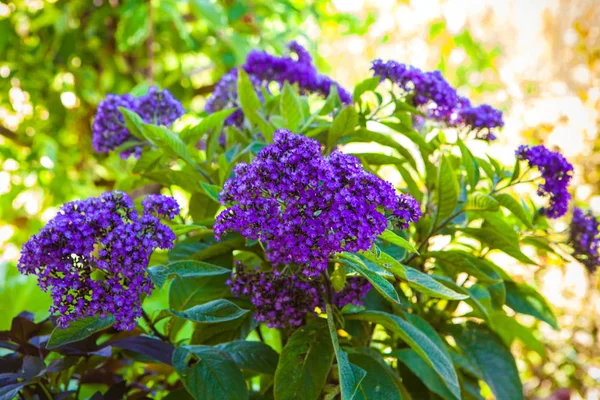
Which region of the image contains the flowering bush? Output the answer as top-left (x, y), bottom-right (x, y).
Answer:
top-left (5, 41), bottom-right (597, 400)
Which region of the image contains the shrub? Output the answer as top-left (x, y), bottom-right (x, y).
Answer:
top-left (4, 41), bottom-right (596, 400)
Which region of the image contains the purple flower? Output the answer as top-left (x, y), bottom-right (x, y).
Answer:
top-left (371, 60), bottom-right (504, 139)
top-left (18, 192), bottom-right (179, 330)
top-left (227, 263), bottom-right (322, 328)
top-left (205, 42), bottom-right (352, 126)
top-left (214, 129), bottom-right (420, 276)
top-left (569, 207), bottom-right (600, 273)
top-left (333, 276), bottom-right (371, 309)
top-left (92, 86), bottom-right (184, 158)
top-left (516, 145), bottom-right (573, 218)
top-left (459, 104), bottom-right (504, 140)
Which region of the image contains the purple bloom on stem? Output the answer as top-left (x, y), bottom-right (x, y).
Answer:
top-left (92, 86), bottom-right (184, 158)
top-left (333, 277), bottom-right (372, 309)
top-left (214, 129), bottom-right (420, 276)
top-left (371, 59), bottom-right (504, 140)
top-left (569, 207), bottom-right (600, 273)
top-left (228, 263), bottom-right (322, 328)
top-left (18, 191), bottom-right (179, 330)
top-left (204, 41), bottom-right (352, 126)
top-left (516, 145), bottom-right (573, 218)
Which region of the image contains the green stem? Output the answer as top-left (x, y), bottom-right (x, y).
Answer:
top-left (142, 309), bottom-right (170, 342)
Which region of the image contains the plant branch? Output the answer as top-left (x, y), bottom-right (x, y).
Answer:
top-left (0, 125), bottom-right (32, 146)
top-left (142, 309), bottom-right (169, 342)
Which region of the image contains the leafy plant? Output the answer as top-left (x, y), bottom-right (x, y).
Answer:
top-left (3, 40), bottom-right (593, 400)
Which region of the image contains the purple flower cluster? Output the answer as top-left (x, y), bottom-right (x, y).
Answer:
top-left (204, 42), bottom-right (352, 125)
top-left (18, 191), bottom-right (179, 330)
top-left (92, 86), bottom-right (184, 158)
top-left (228, 263), bottom-right (371, 328)
top-left (227, 264), bottom-right (322, 328)
top-left (516, 145), bottom-right (573, 218)
top-left (333, 276), bottom-right (372, 309)
top-left (214, 129), bottom-right (420, 276)
top-left (569, 208), bottom-right (600, 273)
top-left (371, 60), bottom-right (504, 139)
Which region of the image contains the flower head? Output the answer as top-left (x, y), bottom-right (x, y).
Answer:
top-left (18, 192), bottom-right (179, 330)
top-left (92, 86), bottom-right (184, 158)
top-left (333, 276), bottom-right (372, 309)
top-left (227, 264), bottom-right (322, 328)
top-left (516, 145), bottom-right (573, 218)
top-left (205, 42), bottom-right (352, 127)
top-left (214, 129), bottom-right (420, 276)
top-left (569, 207), bottom-right (600, 273)
top-left (371, 60), bottom-right (504, 139)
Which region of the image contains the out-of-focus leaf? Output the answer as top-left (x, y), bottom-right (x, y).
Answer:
top-left (505, 282), bottom-right (558, 330)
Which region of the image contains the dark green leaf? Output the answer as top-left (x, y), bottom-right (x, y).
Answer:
top-left (345, 311), bottom-right (461, 399)
top-left (455, 324), bottom-right (523, 400)
top-left (149, 260), bottom-right (230, 290)
top-left (274, 324), bottom-right (334, 400)
top-left (216, 340), bottom-right (279, 374)
top-left (329, 106), bottom-right (359, 149)
top-left (505, 282), bottom-right (558, 329)
top-left (393, 349), bottom-right (458, 400)
top-left (326, 305), bottom-right (367, 400)
top-left (170, 299), bottom-right (249, 324)
top-left (341, 253), bottom-right (401, 305)
top-left (173, 346), bottom-right (248, 400)
top-left (47, 316), bottom-right (115, 349)
top-left (436, 155), bottom-right (459, 224)
top-left (349, 352), bottom-right (406, 400)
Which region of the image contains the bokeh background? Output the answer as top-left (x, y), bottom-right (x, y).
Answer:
top-left (1, 0), bottom-right (599, 398)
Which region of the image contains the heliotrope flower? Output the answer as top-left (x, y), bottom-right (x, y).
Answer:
top-left (569, 207), bottom-right (600, 273)
top-left (214, 129), bottom-right (420, 276)
top-left (204, 41), bottom-right (352, 126)
top-left (92, 86), bottom-right (184, 158)
top-left (516, 145), bottom-right (573, 218)
top-left (333, 276), bottom-right (372, 309)
top-left (227, 263), bottom-right (371, 328)
top-left (227, 264), bottom-right (322, 328)
top-left (371, 59), bottom-right (504, 139)
top-left (18, 191), bottom-right (179, 330)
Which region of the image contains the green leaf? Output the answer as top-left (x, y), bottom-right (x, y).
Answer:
top-left (140, 123), bottom-right (196, 167)
top-left (436, 155), bottom-right (459, 224)
top-left (393, 349), bottom-right (458, 400)
top-left (331, 265), bottom-right (347, 292)
top-left (427, 251), bottom-right (502, 284)
top-left (490, 312), bottom-right (546, 356)
top-left (433, 277), bottom-right (490, 321)
top-left (343, 129), bottom-right (417, 169)
top-left (170, 299), bottom-right (249, 324)
top-left (493, 193), bottom-right (534, 229)
top-left (464, 193), bottom-right (499, 211)
top-left (180, 109), bottom-right (236, 144)
top-left (173, 346), bottom-right (248, 400)
top-left (119, 107), bottom-right (147, 141)
top-left (148, 260), bottom-right (230, 290)
top-left (457, 138), bottom-right (479, 188)
top-left (274, 324), bottom-right (334, 400)
top-left (115, 2), bottom-right (150, 50)
top-left (505, 282), bottom-right (558, 329)
top-left (359, 250), bottom-right (467, 300)
top-left (328, 106), bottom-right (359, 149)
top-left (320, 84), bottom-right (341, 115)
top-left (379, 230), bottom-right (419, 254)
top-left (326, 305), bottom-right (367, 400)
top-left (454, 324), bottom-right (524, 400)
top-left (349, 352), bottom-right (407, 400)
top-left (341, 254), bottom-right (401, 305)
top-left (353, 77), bottom-right (381, 102)
top-left (216, 340), bottom-right (279, 374)
top-left (237, 69), bottom-right (275, 141)
top-left (345, 311), bottom-right (461, 399)
top-left (380, 120), bottom-right (433, 156)
top-left (200, 182), bottom-right (222, 203)
top-left (168, 275), bottom-right (230, 311)
top-left (350, 153), bottom-right (406, 167)
top-left (171, 224), bottom-right (209, 237)
top-left (280, 82), bottom-right (304, 132)
top-left (46, 316), bottom-right (115, 349)
top-left (459, 226), bottom-right (536, 265)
